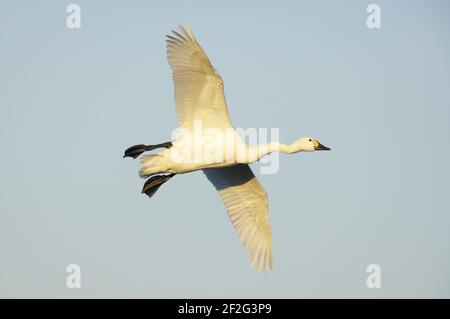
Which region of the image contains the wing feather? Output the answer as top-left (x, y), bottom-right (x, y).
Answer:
top-left (203, 164), bottom-right (273, 271)
top-left (166, 25), bottom-right (233, 130)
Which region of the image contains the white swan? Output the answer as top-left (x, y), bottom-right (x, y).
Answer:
top-left (124, 25), bottom-right (330, 272)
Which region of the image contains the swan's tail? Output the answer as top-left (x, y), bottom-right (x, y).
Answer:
top-left (139, 154), bottom-right (166, 178)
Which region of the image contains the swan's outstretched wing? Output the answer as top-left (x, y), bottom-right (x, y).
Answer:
top-left (203, 164), bottom-right (273, 272)
top-left (166, 25), bottom-right (233, 130)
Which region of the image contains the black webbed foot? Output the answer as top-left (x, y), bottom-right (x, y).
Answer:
top-left (142, 173), bottom-right (175, 198)
top-left (123, 142), bottom-right (173, 159)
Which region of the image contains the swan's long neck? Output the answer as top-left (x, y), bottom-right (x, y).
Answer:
top-left (249, 141), bottom-right (299, 162)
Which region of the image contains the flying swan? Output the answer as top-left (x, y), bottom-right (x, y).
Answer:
top-left (124, 25), bottom-right (330, 272)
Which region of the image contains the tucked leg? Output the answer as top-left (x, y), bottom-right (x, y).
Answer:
top-left (123, 142), bottom-right (172, 159)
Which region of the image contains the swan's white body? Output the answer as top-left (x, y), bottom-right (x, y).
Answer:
top-left (135, 25), bottom-right (329, 272)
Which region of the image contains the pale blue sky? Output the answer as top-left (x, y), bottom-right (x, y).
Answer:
top-left (1, 0), bottom-right (449, 298)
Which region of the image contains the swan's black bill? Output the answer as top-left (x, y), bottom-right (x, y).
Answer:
top-left (123, 142), bottom-right (173, 159)
top-left (142, 173), bottom-right (175, 198)
top-left (315, 143), bottom-right (331, 151)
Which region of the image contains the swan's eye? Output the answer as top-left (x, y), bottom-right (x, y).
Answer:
top-left (308, 139), bottom-right (312, 142)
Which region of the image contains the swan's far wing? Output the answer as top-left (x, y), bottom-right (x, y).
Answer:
top-left (203, 164), bottom-right (273, 272)
top-left (166, 25), bottom-right (233, 130)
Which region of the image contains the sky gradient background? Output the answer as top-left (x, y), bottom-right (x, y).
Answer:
top-left (1, 0), bottom-right (450, 298)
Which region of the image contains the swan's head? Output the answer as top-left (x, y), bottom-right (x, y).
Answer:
top-left (293, 137), bottom-right (331, 152)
